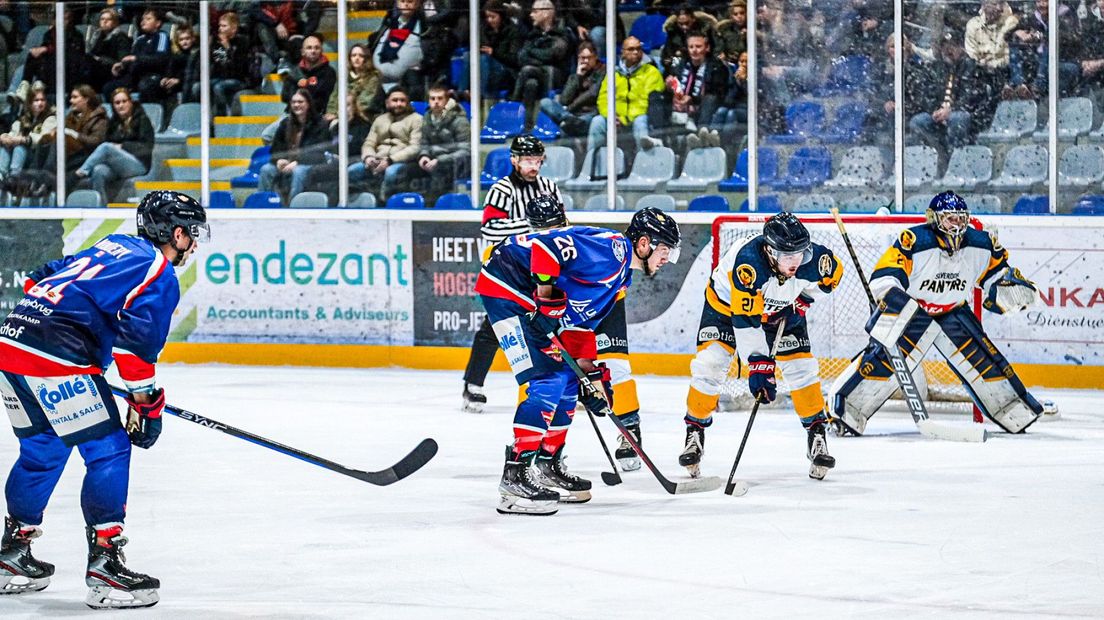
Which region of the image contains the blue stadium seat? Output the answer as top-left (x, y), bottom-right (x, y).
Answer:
top-left (768, 101), bottom-right (825, 144)
top-left (411, 101), bottom-right (428, 115)
top-left (243, 191), bottom-right (282, 208)
top-left (739, 195), bottom-right (783, 212)
top-left (814, 55), bottom-right (872, 96)
top-left (629, 14), bottom-right (667, 51)
top-left (531, 111), bottom-right (561, 141)
top-left (209, 190), bottom-right (236, 209)
top-left (719, 147), bottom-right (780, 192)
top-left (688, 195), bottom-right (730, 211)
top-left (1073, 195), bottom-right (1104, 215)
top-left (819, 101), bottom-right (868, 144)
top-left (449, 48), bottom-right (467, 88)
top-left (1012, 195), bottom-right (1049, 214)
top-left (435, 192), bottom-right (474, 209)
top-left (619, 0), bottom-right (647, 11)
top-left (386, 192), bottom-right (426, 209)
top-left (480, 102), bottom-right (526, 143)
top-left (774, 146), bottom-right (832, 191)
top-left (480, 148), bottom-right (512, 189)
top-left (231, 146), bottom-right (272, 189)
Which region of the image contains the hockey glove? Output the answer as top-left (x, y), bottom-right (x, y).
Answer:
top-left (984, 267), bottom-right (1038, 315)
top-left (579, 363), bottom-right (614, 415)
top-left (125, 388), bottom-right (164, 449)
top-left (747, 355), bottom-right (777, 404)
top-left (529, 287), bottom-right (567, 336)
top-left (763, 294), bottom-right (814, 325)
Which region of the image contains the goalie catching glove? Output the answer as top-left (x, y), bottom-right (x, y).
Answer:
top-left (125, 388), bottom-right (164, 449)
top-left (579, 363), bottom-right (614, 415)
top-left (984, 267), bottom-right (1038, 315)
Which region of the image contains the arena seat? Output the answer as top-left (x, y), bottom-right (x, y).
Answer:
top-left (435, 192), bottom-right (474, 209)
top-left (819, 101), bottom-right (868, 144)
top-left (978, 100), bottom-right (1037, 142)
top-left (243, 191), bottom-right (282, 208)
top-left (1012, 194), bottom-right (1049, 214)
top-left (739, 195), bottom-right (783, 212)
top-left (902, 145), bottom-right (939, 189)
top-left (989, 144), bottom-right (1048, 191)
top-left (583, 194), bottom-right (626, 210)
top-left (813, 55), bottom-right (872, 96)
top-left (542, 146), bottom-right (575, 184)
top-left (386, 193), bottom-right (427, 209)
top-left (208, 190), bottom-right (236, 209)
top-left (792, 193), bottom-right (836, 212)
top-left (773, 146), bottom-right (831, 191)
top-left (289, 191), bottom-right (328, 208)
top-left (1072, 195), bottom-right (1104, 215)
top-left (618, 146), bottom-right (675, 191)
top-left (688, 195), bottom-right (730, 211)
top-left (768, 101), bottom-right (825, 144)
top-left (231, 147), bottom-right (272, 189)
top-left (719, 147), bottom-right (780, 192)
top-left (480, 102), bottom-right (526, 143)
top-left (634, 194), bottom-right (676, 212)
top-left (1058, 145), bottom-right (1104, 186)
top-left (1034, 97), bottom-right (1093, 140)
top-left (824, 146), bottom-right (884, 188)
top-left (480, 148), bottom-right (512, 189)
top-left (934, 145), bottom-right (992, 190)
top-left (961, 193), bottom-right (1002, 213)
top-left (565, 147), bottom-right (625, 192)
top-left (668, 147), bottom-right (727, 191)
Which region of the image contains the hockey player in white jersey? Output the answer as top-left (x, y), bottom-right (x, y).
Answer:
top-left (681, 212), bottom-right (844, 480)
top-left (830, 191), bottom-right (1045, 435)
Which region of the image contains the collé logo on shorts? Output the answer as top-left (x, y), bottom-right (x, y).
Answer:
top-left (36, 376), bottom-right (98, 413)
top-left (495, 318), bottom-right (533, 372)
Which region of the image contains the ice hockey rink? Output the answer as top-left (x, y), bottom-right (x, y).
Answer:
top-left (1, 365), bottom-right (1100, 618)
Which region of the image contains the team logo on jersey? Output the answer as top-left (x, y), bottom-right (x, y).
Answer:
top-left (612, 238), bottom-right (626, 263)
top-left (735, 264), bottom-right (757, 288)
top-left (818, 254), bottom-right (833, 277)
top-left (899, 229), bottom-right (916, 251)
top-left (988, 231), bottom-right (1003, 252)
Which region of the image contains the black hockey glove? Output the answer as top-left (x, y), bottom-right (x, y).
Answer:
top-left (125, 388), bottom-right (164, 449)
top-left (529, 287), bottom-right (567, 336)
top-left (747, 355), bottom-right (777, 403)
top-left (579, 363), bottom-right (614, 415)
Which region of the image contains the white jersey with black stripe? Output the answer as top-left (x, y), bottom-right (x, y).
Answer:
top-left (480, 174), bottom-right (564, 243)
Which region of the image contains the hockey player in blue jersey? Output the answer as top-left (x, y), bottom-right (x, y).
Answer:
top-left (0, 191), bottom-right (207, 608)
top-left (475, 202), bottom-right (681, 515)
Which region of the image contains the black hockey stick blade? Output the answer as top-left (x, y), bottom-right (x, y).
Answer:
top-left (601, 471), bottom-right (623, 486)
top-left (584, 404), bottom-right (622, 486)
top-left (109, 386), bottom-right (438, 486)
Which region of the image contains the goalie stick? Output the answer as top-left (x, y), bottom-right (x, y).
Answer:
top-left (828, 209), bottom-right (987, 443)
top-left (546, 332), bottom-right (723, 495)
top-left (724, 318), bottom-right (787, 496)
top-left (110, 386), bottom-right (439, 485)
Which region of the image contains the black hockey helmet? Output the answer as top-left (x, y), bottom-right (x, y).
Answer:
top-left (510, 134), bottom-right (545, 158)
top-left (525, 193), bottom-right (567, 229)
top-left (626, 207), bottom-right (681, 263)
top-left (762, 212), bottom-right (812, 264)
top-left (137, 190), bottom-right (209, 245)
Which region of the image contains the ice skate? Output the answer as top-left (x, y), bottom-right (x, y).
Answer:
top-left (498, 451), bottom-right (560, 515)
top-left (807, 422), bottom-right (836, 481)
top-left (462, 382), bottom-right (487, 413)
top-left (679, 424), bottom-right (706, 478)
top-left (0, 516), bottom-right (54, 595)
top-left (614, 422), bottom-right (642, 472)
top-left (85, 526), bottom-right (160, 609)
top-left (533, 446), bottom-right (592, 503)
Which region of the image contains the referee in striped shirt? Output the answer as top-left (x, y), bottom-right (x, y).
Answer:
top-left (463, 135), bottom-right (565, 412)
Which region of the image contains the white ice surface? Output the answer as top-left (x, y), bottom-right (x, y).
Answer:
top-left (1, 365), bottom-right (1102, 619)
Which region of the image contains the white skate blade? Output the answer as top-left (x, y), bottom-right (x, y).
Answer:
top-left (0, 574), bottom-right (50, 595)
top-left (497, 494), bottom-right (558, 516)
top-left (85, 585), bottom-right (159, 609)
top-left (461, 401), bottom-right (485, 414)
top-left (555, 489), bottom-right (591, 503)
top-left (616, 456), bottom-right (641, 472)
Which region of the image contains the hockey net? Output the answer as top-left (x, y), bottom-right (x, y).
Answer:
top-left (711, 213), bottom-right (979, 414)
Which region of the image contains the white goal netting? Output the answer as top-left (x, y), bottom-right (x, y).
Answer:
top-left (712, 214), bottom-right (976, 411)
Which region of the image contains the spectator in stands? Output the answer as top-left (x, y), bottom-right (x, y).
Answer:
top-left (660, 8), bottom-right (719, 75)
top-left (326, 44), bottom-right (385, 125)
top-left (307, 94), bottom-right (377, 206)
top-left (73, 87), bottom-right (154, 201)
top-left (539, 41), bottom-right (604, 138)
top-left (413, 2), bottom-right (459, 100)
top-left (588, 35), bottom-right (666, 153)
top-left (1007, 0), bottom-right (1081, 98)
top-left (44, 84), bottom-right (108, 178)
top-left (370, 0), bottom-right (425, 94)
top-left (86, 8), bottom-right (133, 95)
top-left (280, 34), bottom-right (337, 114)
top-left (712, 51), bottom-right (748, 146)
top-left (560, 0), bottom-right (606, 50)
top-left (20, 7), bottom-right (87, 97)
top-left (409, 84), bottom-right (470, 206)
top-left (963, 0), bottom-right (1017, 99)
top-left (650, 32), bottom-right (728, 149)
top-left (1080, 0), bottom-right (1104, 89)
top-left (907, 35), bottom-right (995, 161)
top-left (869, 34), bottom-right (926, 137)
top-left (103, 9), bottom-right (172, 102)
top-left (715, 0), bottom-right (747, 63)
top-left (260, 88), bottom-right (330, 202)
top-left (351, 86), bottom-right (423, 200)
top-left (209, 12), bottom-right (252, 117)
top-left (827, 0), bottom-right (893, 58)
top-left (253, 1), bottom-right (303, 67)
top-left (145, 25), bottom-right (201, 107)
top-left (0, 83), bottom-right (55, 184)
top-left (757, 0), bottom-right (820, 114)
top-left (512, 0), bottom-right (574, 129)
top-left (457, 0), bottom-right (523, 101)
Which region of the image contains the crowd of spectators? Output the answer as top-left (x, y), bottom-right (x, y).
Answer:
top-left (1, 0), bottom-right (1103, 208)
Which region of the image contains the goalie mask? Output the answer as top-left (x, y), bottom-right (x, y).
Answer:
top-left (926, 191), bottom-right (970, 253)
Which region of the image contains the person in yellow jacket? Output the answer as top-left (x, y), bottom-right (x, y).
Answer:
top-left (586, 35), bottom-right (666, 153)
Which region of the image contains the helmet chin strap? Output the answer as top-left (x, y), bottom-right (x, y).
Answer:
top-left (169, 235), bottom-right (194, 266)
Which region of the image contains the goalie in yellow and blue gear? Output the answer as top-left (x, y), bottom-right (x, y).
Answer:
top-left (829, 191), bottom-right (1046, 436)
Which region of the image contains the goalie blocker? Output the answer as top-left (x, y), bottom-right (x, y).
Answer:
top-left (830, 287), bottom-right (1043, 435)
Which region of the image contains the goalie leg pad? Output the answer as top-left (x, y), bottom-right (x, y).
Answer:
top-left (933, 307), bottom-right (1043, 433)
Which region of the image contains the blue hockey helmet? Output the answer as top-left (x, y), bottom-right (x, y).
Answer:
top-left (926, 190), bottom-right (970, 251)
top-left (525, 193), bottom-right (567, 229)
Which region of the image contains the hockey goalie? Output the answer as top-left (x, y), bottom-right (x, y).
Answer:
top-left (829, 191), bottom-right (1046, 436)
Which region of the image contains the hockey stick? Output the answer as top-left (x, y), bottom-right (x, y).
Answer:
top-left (724, 318), bottom-right (787, 497)
top-left (584, 406), bottom-right (623, 486)
top-left (828, 209), bottom-right (987, 443)
top-left (109, 386), bottom-right (439, 485)
top-left (545, 332), bottom-right (723, 494)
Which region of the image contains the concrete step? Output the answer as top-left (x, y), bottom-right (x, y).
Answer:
top-left (132, 180), bottom-right (232, 202)
top-left (186, 137), bottom-right (265, 159)
top-left (165, 159), bottom-right (251, 182)
top-left (239, 94), bottom-right (285, 117)
top-left (215, 115), bottom-right (280, 139)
